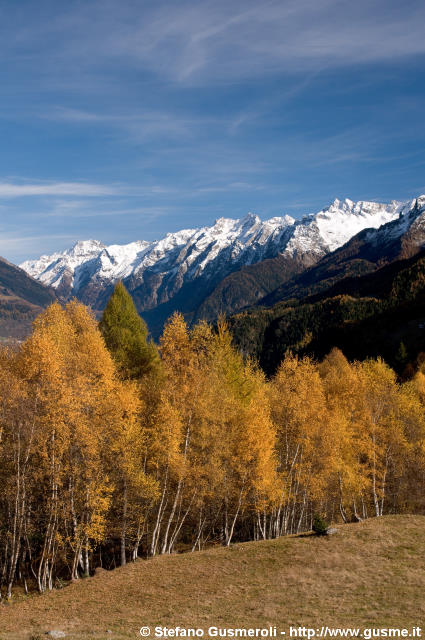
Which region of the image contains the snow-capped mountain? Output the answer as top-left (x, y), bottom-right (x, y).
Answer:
top-left (359, 195), bottom-right (425, 256)
top-left (20, 196), bottom-right (420, 334)
top-left (259, 195), bottom-right (425, 309)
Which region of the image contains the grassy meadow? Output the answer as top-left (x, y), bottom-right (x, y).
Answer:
top-left (0, 515), bottom-right (424, 640)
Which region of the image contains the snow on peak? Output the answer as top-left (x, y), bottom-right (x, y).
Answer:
top-left (283, 214), bottom-right (296, 226)
top-left (20, 196), bottom-right (421, 301)
top-left (414, 195), bottom-right (425, 208)
top-left (240, 212), bottom-right (260, 225)
top-left (67, 239), bottom-right (106, 256)
top-left (299, 197), bottom-right (405, 253)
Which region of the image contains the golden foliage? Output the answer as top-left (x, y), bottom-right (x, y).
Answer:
top-left (1, 302), bottom-right (425, 597)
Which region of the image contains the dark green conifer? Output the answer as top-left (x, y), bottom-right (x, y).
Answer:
top-left (395, 341), bottom-right (408, 368)
top-left (312, 513), bottom-right (329, 535)
top-left (100, 281), bottom-right (158, 379)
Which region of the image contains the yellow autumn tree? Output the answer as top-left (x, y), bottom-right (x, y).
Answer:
top-left (319, 349), bottom-right (371, 522)
top-left (12, 301), bottom-right (152, 585)
top-left (0, 347), bottom-right (40, 599)
top-left (269, 354), bottom-right (331, 534)
top-left (393, 374), bottom-right (425, 513)
top-left (205, 320), bottom-right (278, 545)
top-left (357, 359), bottom-right (408, 517)
top-left (146, 313), bottom-right (204, 555)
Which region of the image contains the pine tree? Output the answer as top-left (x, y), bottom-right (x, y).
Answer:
top-left (395, 341), bottom-right (408, 369)
top-left (312, 513), bottom-right (329, 535)
top-left (100, 281), bottom-right (158, 379)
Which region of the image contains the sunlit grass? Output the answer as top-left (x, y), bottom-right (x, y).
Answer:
top-left (1, 515), bottom-right (424, 640)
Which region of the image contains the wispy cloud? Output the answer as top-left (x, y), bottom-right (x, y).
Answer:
top-left (0, 181), bottom-right (119, 198)
top-left (93, 0), bottom-right (425, 83)
top-left (0, 181), bottom-right (185, 199)
top-left (193, 181), bottom-right (264, 194)
top-left (2, 1), bottom-right (425, 88)
top-left (0, 1), bottom-right (423, 264)
top-left (31, 199), bottom-right (173, 221)
top-left (41, 106), bottom-right (226, 145)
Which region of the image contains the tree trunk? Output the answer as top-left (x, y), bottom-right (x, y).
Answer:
top-left (121, 480), bottom-right (128, 566)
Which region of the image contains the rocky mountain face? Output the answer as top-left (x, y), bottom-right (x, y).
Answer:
top-left (20, 197), bottom-right (411, 335)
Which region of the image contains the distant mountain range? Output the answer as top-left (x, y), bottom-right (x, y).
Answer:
top-left (20, 196), bottom-right (408, 336)
top-left (2, 193), bottom-right (425, 371)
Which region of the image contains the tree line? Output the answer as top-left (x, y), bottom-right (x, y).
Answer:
top-left (1, 283), bottom-right (425, 599)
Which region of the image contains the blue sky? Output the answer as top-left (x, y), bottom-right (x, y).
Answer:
top-left (1, 0), bottom-right (425, 262)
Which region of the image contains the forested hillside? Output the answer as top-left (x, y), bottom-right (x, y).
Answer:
top-left (0, 257), bottom-right (57, 338)
top-left (194, 252), bottom-right (315, 322)
top-left (1, 285), bottom-right (425, 600)
top-left (229, 249), bottom-right (425, 375)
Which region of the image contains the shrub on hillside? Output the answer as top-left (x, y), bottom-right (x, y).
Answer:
top-left (312, 514), bottom-right (329, 535)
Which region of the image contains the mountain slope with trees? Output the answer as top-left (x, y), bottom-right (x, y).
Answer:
top-left (193, 252), bottom-right (315, 322)
top-left (229, 250), bottom-right (425, 375)
top-left (229, 198), bottom-right (425, 374)
top-left (0, 256), bottom-right (57, 339)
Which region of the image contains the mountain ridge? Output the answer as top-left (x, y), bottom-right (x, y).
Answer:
top-left (20, 196), bottom-right (412, 334)
top-left (259, 195), bottom-right (425, 308)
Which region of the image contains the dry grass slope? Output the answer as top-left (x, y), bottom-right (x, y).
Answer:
top-left (0, 515), bottom-right (424, 640)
